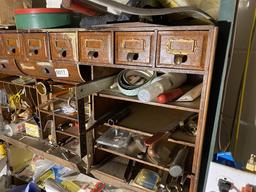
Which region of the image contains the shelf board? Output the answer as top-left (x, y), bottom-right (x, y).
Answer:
top-left (54, 111), bottom-right (79, 121)
top-left (0, 76), bottom-right (36, 89)
top-left (98, 88), bottom-right (200, 113)
top-left (56, 127), bottom-right (80, 138)
top-left (96, 145), bottom-right (170, 172)
top-left (104, 123), bottom-right (195, 147)
top-left (0, 134), bottom-right (87, 173)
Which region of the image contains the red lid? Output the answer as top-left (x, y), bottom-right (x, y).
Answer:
top-left (15, 8), bottom-right (72, 14)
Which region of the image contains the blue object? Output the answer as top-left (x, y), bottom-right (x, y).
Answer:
top-left (11, 182), bottom-right (40, 192)
top-left (213, 151), bottom-right (241, 168)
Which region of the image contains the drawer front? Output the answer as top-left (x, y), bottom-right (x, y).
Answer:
top-left (0, 59), bottom-right (24, 76)
top-left (23, 33), bottom-right (49, 61)
top-left (115, 32), bottom-right (154, 66)
top-left (18, 61), bottom-right (54, 79)
top-left (156, 31), bottom-right (208, 70)
top-left (52, 62), bottom-right (84, 82)
top-left (50, 33), bottom-right (77, 61)
top-left (79, 32), bottom-right (112, 64)
top-left (2, 34), bottom-right (23, 58)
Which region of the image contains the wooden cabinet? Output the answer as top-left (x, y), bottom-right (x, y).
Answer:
top-left (79, 32), bottom-right (112, 65)
top-left (0, 24), bottom-right (218, 192)
top-left (23, 33), bottom-right (49, 61)
top-left (156, 31), bottom-right (208, 70)
top-left (115, 32), bottom-right (155, 66)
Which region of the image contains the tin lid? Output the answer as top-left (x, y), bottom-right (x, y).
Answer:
top-left (15, 8), bottom-right (72, 14)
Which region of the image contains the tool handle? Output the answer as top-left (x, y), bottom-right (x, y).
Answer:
top-left (157, 88), bottom-right (184, 104)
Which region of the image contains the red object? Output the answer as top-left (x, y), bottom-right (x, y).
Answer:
top-left (92, 182), bottom-right (106, 192)
top-left (62, 0), bottom-right (98, 16)
top-left (15, 8), bottom-right (72, 14)
top-left (157, 88), bottom-right (184, 104)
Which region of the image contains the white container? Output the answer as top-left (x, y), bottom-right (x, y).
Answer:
top-left (138, 73), bottom-right (187, 102)
top-left (46, 0), bottom-right (62, 8)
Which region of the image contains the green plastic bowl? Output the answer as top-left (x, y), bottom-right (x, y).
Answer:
top-left (15, 8), bottom-right (72, 29)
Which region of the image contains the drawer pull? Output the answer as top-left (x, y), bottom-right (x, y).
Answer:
top-left (29, 49), bottom-right (39, 56)
top-left (7, 47), bottom-right (16, 54)
top-left (88, 51), bottom-right (99, 59)
top-left (127, 53), bottom-right (139, 62)
top-left (174, 55), bottom-right (187, 65)
top-left (43, 68), bottom-right (50, 74)
top-left (0, 64), bottom-right (6, 69)
top-left (58, 49), bottom-right (67, 58)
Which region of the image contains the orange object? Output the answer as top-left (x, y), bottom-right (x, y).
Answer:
top-left (157, 88), bottom-right (184, 104)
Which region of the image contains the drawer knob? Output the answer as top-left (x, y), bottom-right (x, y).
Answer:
top-left (29, 49), bottom-right (39, 56)
top-left (88, 51), bottom-right (99, 59)
top-left (43, 68), bottom-right (50, 74)
top-left (59, 50), bottom-right (67, 58)
top-left (174, 55), bottom-right (187, 65)
top-left (127, 53), bottom-right (139, 62)
top-left (7, 47), bottom-right (16, 55)
top-left (0, 64), bottom-right (6, 69)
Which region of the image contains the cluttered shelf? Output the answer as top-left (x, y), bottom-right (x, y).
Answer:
top-left (91, 156), bottom-right (191, 192)
top-left (0, 134), bottom-right (87, 173)
top-left (94, 102), bottom-right (197, 147)
top-left (91, 157), bottom-right (155, 192)
top-left (103, 123), bottom-right (195, 147)
top-left (95, 145), bottom-right (193, 176)
top-left (97, 88), bottom-right (200, 113)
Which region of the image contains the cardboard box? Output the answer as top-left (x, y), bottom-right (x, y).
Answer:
top-left (25, 121), bottom-right (40, 138)
top-left (0, 0), bottom-right (32, 25)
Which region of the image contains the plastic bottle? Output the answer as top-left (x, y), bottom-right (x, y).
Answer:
top-left (138, 73), bottom-right (187, 102)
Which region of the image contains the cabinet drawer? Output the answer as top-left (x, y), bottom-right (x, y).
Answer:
top-left (0, 59), bottom-right (24, 76)
top-left (115, 32), bottom-right (154, 66)
top-left (52, 62), bottom-right (85, 82)
top-left (50, 32), bottom-right (77, 61)
top-left (18, 61), bottom-right (54, 79)
top-left (156, 31), bottom-right (208, 70)
top-left (2, 34), bottom-right (23, 58)
top-left (23, 33), bottom-right (49, 61)
top-left (79, 32), bottom-right (112, 64)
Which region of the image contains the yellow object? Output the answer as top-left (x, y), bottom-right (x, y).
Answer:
top-left (246, 154), bottom-right (256, 172)
top-left (37, 170), bottom-right (55, 188)
top-left (61, 180), bottom-right (81, 192)
top-left (25, 121), bottom-right (40, 138)
top-left (0, 144), bottom-right (6, 156)
top-left (233, 7), bottom-right (256, 157)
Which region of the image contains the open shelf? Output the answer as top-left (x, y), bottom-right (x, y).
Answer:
top-left (94, 99), bottom-right (196, 147)
top-left (98, 88), bottom-right (200, 113)
top-left (91, 156), bottom-right (154, 192)
top-left (0, 134), bottom-right (86, 172)
top-left (96, 145), bottom-right (170, 172)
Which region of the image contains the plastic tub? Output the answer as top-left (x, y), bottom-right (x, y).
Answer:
top-left (15, 8), bottom-right (72, 29)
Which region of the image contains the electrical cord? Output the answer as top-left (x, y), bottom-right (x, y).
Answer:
top-left (233, 7), bottom-right (256, 157)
